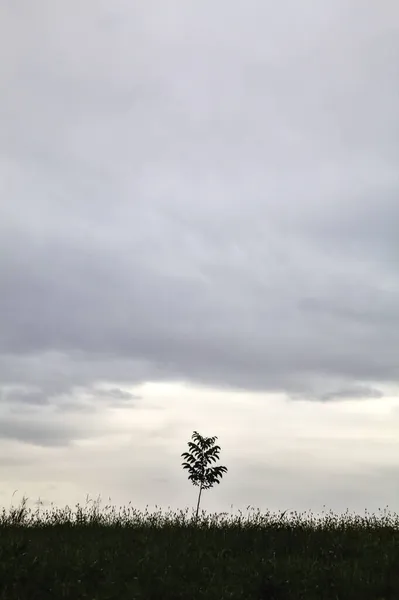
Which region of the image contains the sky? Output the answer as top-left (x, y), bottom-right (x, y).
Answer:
top-left (1, 0), bottom-right (399, 519)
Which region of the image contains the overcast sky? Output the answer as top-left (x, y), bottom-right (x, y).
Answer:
top-left (1, 0), bottom-right (399, 519)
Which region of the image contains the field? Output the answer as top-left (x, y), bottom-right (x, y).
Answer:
top-left (1, 496), bottom-right (399, 599)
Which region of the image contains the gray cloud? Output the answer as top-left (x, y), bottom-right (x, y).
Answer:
top-left (0, 0), bottom-right (399, 456)
top-left (311, 386), bottom-right (385, 403)
top-left (0, 416), bottom-right (77, 448)
top-left (1, 387), bottom-right (51, 407)
top-left (0, 391), bottom-right (126, 447)
top-left (94, 388), bottom-right (141, 402)
top-left (92, 387), bottom-right (142, 408)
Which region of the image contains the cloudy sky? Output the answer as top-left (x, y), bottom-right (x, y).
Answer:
top-left (1, 0), bottom-right (399, 519)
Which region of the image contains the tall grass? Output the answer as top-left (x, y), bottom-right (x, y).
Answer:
top-left (1, 495), bottom-right (399, 599)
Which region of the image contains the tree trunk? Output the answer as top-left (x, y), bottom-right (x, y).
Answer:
top-left (195, 482), bottom-right (203, 522)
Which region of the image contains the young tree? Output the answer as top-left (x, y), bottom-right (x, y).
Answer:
top-left (181, 430), bottom-right (228, 521)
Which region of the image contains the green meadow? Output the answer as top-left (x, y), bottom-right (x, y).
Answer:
top-left (1, 496), bottom-right (399, 599)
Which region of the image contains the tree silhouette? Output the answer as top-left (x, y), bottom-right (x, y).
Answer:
top-left (181, 430), bottom-right (228, 521)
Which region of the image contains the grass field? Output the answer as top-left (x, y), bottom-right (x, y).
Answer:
top-left (1, 496), bottom-right (399, 599)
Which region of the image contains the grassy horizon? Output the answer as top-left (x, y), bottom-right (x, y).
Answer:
top-left (2, 495), bottom-right (399, 599)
